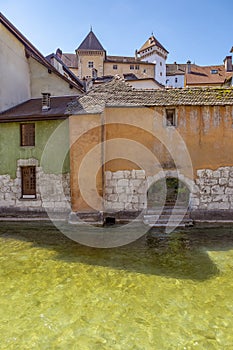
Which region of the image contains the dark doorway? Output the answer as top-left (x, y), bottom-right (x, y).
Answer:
top-left (147, 177), bottom-right (190, 209)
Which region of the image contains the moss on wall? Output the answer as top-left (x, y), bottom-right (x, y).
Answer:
top-left (0, 119), bottom-right (70, 178)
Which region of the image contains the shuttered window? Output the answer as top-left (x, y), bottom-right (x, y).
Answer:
top-left (20, 123), bottom-right (35, 146)
top-left (21, 166), bottom-right (36, 198)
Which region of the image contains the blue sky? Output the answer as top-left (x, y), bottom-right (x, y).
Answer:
top-left (1, 0), bottom-right (233, 65)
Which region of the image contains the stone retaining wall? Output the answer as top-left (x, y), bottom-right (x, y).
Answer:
top-left (0, 158), bottom-right (70, 213)
top-left (191, 167), bottom-right (233, 210)
top-left (104, 170), bottom-right (147, 211)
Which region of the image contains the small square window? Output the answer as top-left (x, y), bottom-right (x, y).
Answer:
top-left (20, 123), bottom-right (35, 146)
top-left (130, 65), bottom-right (134, 70)
top-left (88, 61), bottom-right (94, 68)
top-left (113, 64), bottom-right (118, 70)
top-left (166, 109), bottom-right (176, 126)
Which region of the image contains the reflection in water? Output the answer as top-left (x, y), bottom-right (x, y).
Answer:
top-left (0, 222), bottom-right (233, 349)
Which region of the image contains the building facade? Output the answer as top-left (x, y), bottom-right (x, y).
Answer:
top-left (54, 30), bottom-right (168, 87)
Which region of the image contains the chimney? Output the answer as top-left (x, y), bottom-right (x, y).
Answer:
top-left (186, 60), bottom-right (191, 74)
top-left (42, 93), bottom-right (51, 111)
top-left (135, 49), bottom-right (138, 60)
top-left (224, 56), bottom-right (232, 72)
top-left (56, 48), bottom-right (62, 59)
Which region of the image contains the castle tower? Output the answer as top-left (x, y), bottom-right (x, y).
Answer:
top-left (138, 35), bottom-right (168, 85)
top-left (76, 29), bottom-right (106, 79)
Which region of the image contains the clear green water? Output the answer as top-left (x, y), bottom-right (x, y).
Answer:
top-left (1, 222), bottom-right (233, 349)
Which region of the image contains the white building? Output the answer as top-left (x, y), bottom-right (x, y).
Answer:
top-left (137, 35), bottom-right (168, 86)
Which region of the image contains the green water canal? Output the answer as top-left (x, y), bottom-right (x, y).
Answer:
top-left (0, 222), bottom-right (233, 349)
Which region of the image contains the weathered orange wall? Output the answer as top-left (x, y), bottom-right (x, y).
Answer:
top-left (69, 105), bottom-right (233, 211)
top-left (69, 114), bottom-right (103, 211)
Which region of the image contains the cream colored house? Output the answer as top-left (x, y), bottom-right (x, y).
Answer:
top-left (0, 13), bottom-right (83, 113)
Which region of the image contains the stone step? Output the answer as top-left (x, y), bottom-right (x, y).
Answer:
top-left (143, 207), bottom-right (193, 227)
top-left (144, 213), bottom-right (190, 219)
top-left (147, 222), bottom-right (187, 228)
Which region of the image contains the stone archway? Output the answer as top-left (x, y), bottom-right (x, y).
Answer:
top-left (147, 177), bottom-right (190, 209)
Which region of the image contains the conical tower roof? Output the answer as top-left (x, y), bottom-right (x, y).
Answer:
top-left (77, 29), bottom-right (105, 51)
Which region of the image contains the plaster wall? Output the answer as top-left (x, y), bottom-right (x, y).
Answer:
top-left (69, 104), bottom-right (233, 212)
top-left (0, 24), bottom-right (31, 112)
top-left (104, 62), bottom-right (155, 79)
top-left (166, 75), bottom-right (185, 88)
top-left (0, 120), bottom-right (70, 177)
top-left (76, 52), bottom-right (105, 79)
top-left (29, 57), bottom-right (80, 97)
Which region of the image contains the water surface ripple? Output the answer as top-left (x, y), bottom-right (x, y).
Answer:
top-left (0, 222), bottom-right (233, 349)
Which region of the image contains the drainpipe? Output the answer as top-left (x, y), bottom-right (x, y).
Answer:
top-left (101, 110), bottom-right (106, 220)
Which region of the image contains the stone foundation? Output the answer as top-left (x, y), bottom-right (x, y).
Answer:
top-left (192, 166), bottom-right (233, 211)
top-left (104, 170), bottom-right (147, 211)
top-left (0, 158), bottom-right (70, 215)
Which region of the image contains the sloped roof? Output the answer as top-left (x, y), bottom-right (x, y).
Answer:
top-left (166, 63), bottom-right (186, 76)
top-left (77, 30), bottom-right (105, 51)
top-left (186, 64), bottom-right (232, 86)
top-left (138, 35), bottom-right (168, 54)
top-left (67, 77), bottom-right (233, 115)
top-left (60, 53), bottom-right (78, 69)
top-left (46, 52), bottom-right (83, 87)
top-left (0, 96), bottom-right (80, 122)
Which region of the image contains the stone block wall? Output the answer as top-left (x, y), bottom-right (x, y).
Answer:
top-left (191, 166), bottom-right (233, 210)
top-left (104, 170), bottom-right (147, 211)
top-left (0, 158), bottom-right (70, 213)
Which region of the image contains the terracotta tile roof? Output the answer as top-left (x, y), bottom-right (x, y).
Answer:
top-left (67, 78), bottom-right (233, 115)
top-left (0, 96), bottom-right (80, 122)
top-left (186, 64), bottom-right (231, 86)
top-left (76, 30), bottom-right (105, 51)
top-left (138, 35), bottom-right (168, 54)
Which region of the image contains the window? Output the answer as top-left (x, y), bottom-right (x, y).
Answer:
top-left (21, 166), bottom-right (36, 198)
top-left (130, 65), bottom-right (134, 70)
top-left (160, 62), bottom-right (162, 66)
top-left (143, 69), bottom-right (147, 73)
top-left (211, 69), bottom-right (218, 74)
top-left (20, 123), bottom-right (35, 146)
top-left (160, 72), bottom-right (162, 76)
top-left (113, 64), bottom-right (118, 70)
top-left (175, 77), bottom-right (178, 83)
top-left (88, 61), bottom-right (94, 68)
top-left (166, 109), bottom-right (176, 126)
top-left (135, 65), bottom-right (140, 70)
